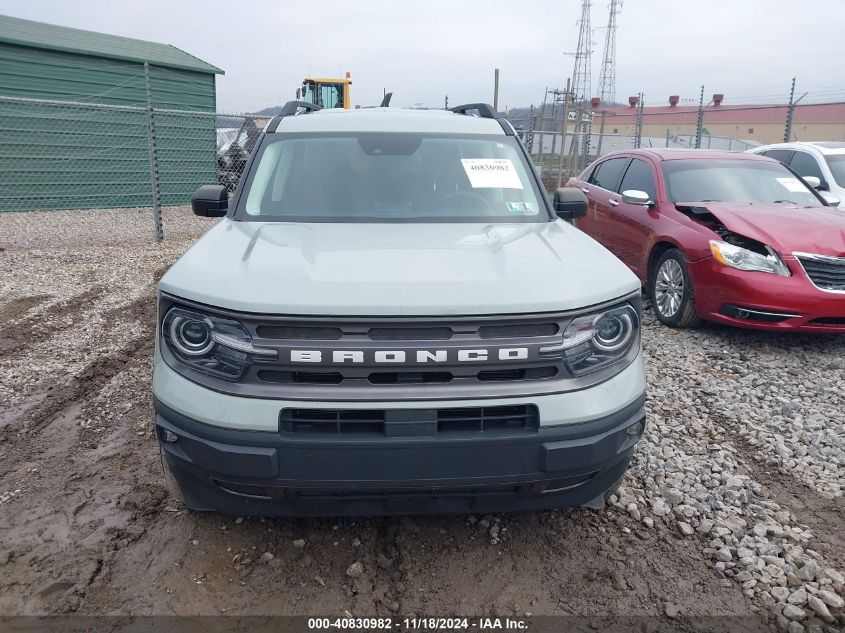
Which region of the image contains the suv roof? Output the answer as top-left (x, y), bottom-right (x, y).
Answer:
top-left (271, 106), bottom-right (508, 135)
top-left (752, 141), bottom-right (845, 155)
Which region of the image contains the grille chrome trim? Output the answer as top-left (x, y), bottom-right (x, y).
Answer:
top-left (793, 251), bottom-right (845, 294)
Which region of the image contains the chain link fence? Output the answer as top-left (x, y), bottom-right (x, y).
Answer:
top-left (0, 94), bottom-right (268, 239)
top-left (520, 129), bottom-right (760, 191)
top-left (3, 91), bottom-right (842, 232)
top-left (508, 96), bottom-right (845, 190)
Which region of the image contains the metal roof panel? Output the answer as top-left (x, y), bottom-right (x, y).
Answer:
top-left (0, 14), bottom-right (223, 74)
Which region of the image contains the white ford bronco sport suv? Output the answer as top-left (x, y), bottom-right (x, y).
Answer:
top-left (154, 101), bottom-right (646, 516)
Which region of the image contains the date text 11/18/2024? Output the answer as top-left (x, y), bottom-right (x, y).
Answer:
top-left (307, 617), bottom-right (529, 630)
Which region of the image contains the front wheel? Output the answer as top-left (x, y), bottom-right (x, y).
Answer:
top-left (648, 249), bottom-right (701, 328)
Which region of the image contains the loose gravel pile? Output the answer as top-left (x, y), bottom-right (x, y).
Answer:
top-left (0, 207), bottom-right (842, 629)
top-left (611, 310), bottom-right (844, 631)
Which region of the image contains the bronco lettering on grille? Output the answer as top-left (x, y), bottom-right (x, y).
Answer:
top-left (289, 348), bottom-right (529, 364)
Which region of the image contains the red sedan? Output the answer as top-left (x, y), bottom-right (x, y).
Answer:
top-left (568, 149), bottom-right (845, 332)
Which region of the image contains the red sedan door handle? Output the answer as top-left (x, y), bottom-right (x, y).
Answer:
top-left (580, 187), bottom-right (589, 194)
top-left (608, 199), bottom-right (620, 206)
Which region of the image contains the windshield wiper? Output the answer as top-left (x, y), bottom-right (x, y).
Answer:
top-left (772, 200), bottom-right (796, 204)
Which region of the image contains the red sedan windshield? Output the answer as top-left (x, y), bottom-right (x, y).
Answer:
top-left (663, 159), bottom-right (822, 206)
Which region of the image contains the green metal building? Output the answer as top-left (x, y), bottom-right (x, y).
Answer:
top-left (0, 14), bottom-right (224, 211)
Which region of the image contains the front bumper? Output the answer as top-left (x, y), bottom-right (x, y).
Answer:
top-left (689, 256), bottom-right (845, 332)
top-left (155, 396), bottom-right (646, 517)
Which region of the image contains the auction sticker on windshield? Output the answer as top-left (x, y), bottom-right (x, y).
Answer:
top-left (506, 201), bottom-right (539, 215)
top-left (461, 159), bottom-right (524, 189)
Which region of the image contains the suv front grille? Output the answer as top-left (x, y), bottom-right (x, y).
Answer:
top-left (796, 253), bottom-right (845, 292)
top-left (367, 327), bottom-right (453, 340)
top-left (160, 290), bottom-right (642, 401)
top-left (280, 405), bottom-right (539, 436)
top-left (256, 325), bottom-right (343, 340)
top-left (259, 366), bottom-right (558, 385)
top-left (478, 323), bottom-right (559, 338)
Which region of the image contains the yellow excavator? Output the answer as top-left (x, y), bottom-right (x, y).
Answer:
top-left (297, 72), bottom-right (352, 109)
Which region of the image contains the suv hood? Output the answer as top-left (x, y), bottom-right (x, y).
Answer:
top-left (159, 220), bottom-right (639, 316)
top-left (680, 202), bottom-right (845, 257)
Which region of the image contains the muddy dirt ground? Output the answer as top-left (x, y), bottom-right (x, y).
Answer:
top-left (0, 208), bottom-right (842, 629)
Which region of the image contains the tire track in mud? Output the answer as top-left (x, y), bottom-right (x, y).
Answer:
top-left (0, 287), bottom-right (106, 358)
top-left (729, 436), bottom-right (845, 570)
top-left (0, 294), bottom-right (51, 323)
top-left (0, 286), bottom-right (161, 614)
top-left (701, 400), bottom-right (845, 571)
top-left (21, 296), bottom-right (154, 432)
top-left (379, 509), bottom-right (755, 618)
top-left (0, 290), bottom-right (156, 465)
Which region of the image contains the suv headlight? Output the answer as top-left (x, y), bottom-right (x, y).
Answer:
top-left (709, 240), bottom-right (790, 276)
top-left (540, 303), bottom-right (640, 376)
top-left (162, 306), bottom-right (276, 381)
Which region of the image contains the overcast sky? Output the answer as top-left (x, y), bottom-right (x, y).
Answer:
top-left (1, 0), bottom-right (843, 112)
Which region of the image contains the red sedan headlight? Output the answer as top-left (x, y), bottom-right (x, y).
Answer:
top-left (709, 240), bottom-right (790, 277)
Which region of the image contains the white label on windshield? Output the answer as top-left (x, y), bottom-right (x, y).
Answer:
top-left (461, 159), bottom-right (524, 189)
top-left (776, 177), bottom-right (807, 193)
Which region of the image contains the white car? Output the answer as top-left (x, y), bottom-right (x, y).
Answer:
top-left (747, 142), bottom-right (845, 208)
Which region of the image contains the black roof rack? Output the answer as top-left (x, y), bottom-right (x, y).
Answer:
top-left (266, 100), bottom-right (322, 132)
top-left (449, 103), bottom-right (513, 135)
top-left (449, 103), bottom-right (499, 119)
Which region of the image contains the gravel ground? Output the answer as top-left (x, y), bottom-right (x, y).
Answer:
top-left (0, 207), bottom-right (843, 631)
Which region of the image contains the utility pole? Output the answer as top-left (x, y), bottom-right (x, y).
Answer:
top-left (581, 109), bottom-right (593, 170)
top-left (143, 61), bottom-right (163, 242)
top-left (549, 87), bottom-right (567, 156)
top-left (596, 109), bottom-right (608, 156)
top-left (493, 68), bottom-right (500, 112)
top-left (556, 78), bottom-right (572, 188)
top-left (566, 106), bottom-right (584, 176)
top-left (537, 87), bottom-right (549, 158)
top-left (444, 95), bottom-right (448, 110)
top-left (634, 93), bottom-right (644, 149)
top-left (525, 104), bottom-right (535, 153)
top-left (694, 85), bottom-right (705, 149)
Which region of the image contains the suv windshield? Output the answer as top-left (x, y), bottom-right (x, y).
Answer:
top-left (824, 155), bottom-right (845, 186)
top-left (663, 159), bottom-right (822, 206)
top-left (237, 133), bottom-right (547, 222)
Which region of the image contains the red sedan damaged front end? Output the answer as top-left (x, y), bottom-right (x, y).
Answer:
top-left (569, 150), bottom-right (845, 333)
top-left (689, 252), bottom-right (845, 333)
top-left (682, 201), bottom-right (845, 332)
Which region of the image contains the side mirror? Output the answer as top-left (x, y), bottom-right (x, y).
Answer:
top-left (820, 191), bottom-right (841, 207)
top-left (553, 188), bottom-right (588, 221)
top-left (803, 176), bottom-right (821, 189)
top-left (192, 184), bottom-right (228, 217)
top-left (621, 189), bottom-right (654, 206)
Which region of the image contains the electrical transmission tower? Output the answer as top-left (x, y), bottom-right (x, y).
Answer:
top-left (570, 0), bottom-right (593, 103)
top-left (597, 0), bottom-right (621, 105)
